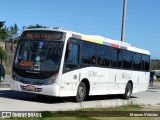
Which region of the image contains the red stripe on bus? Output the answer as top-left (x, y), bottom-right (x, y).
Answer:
top-left (112, 44), bottom-right (119, 48)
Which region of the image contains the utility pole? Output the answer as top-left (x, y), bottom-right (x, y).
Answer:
top-left (121, 0), bottom-right (127, 42)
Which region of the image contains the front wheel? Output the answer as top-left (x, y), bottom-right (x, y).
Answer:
top-left (121, 82), bottom-right (132, 99)
top-left (75, 82), bottom-right (86, 102)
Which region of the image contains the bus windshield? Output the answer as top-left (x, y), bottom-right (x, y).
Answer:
top-left (14, 39), bottom-right (63, 72)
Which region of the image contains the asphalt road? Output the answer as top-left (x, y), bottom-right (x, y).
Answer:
top-left (0, 85), bottom-right (160, 111)
top-left (0, 75), bottom-right (11, 87)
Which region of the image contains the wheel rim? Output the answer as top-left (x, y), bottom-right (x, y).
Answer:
top-left (77, 86), bottom-right (85, 99)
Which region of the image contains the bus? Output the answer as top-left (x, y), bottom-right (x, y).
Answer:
top-left (10, 27), bottom-right (150, 102)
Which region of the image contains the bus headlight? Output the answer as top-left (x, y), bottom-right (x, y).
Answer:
top-left (48, 74), bottom-right (58, 84)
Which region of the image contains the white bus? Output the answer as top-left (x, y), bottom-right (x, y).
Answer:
top-left (10, 27), bottom-right (150, 102)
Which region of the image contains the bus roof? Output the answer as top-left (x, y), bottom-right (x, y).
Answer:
top-left (24, 27), bottom-right (150, 55)
top-left (71, 31), bottom-right (150, 55)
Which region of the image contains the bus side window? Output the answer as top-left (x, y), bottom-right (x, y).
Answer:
top-left (111, 48), bottom-right (118, 67)
top-left (92, 44), bottom-right (97, 65)
top-left (64, 42), bottom-right (79, 71)
top-left (142, 54), bottom-right (150, 71)
top-left (122, 50), bottom-right (132, 69)
top-left (82, 42), bottom-right (92, 65)
top-left (133, 53), bottom-right (142, 70)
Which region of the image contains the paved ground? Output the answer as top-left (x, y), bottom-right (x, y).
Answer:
top-left (0, 75), bottom-right (11, 87)
top-left (0, 84), bottom-right (160, 111)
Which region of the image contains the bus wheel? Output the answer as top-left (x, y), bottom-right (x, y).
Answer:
top-left (75, 82), bottom-right (86, 102)
top-left (122, 82), bottom-right (132, 99)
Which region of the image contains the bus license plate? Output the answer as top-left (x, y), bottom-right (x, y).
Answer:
top-left (25, 85), bottom-right (36, 91)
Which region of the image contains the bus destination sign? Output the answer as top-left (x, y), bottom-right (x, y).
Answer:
top-left (21, 31), bottom-right (63, 40)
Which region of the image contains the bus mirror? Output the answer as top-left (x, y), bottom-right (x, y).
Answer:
top-left (0, 65), bottom-right (5, 82)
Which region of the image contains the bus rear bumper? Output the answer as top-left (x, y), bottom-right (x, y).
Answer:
top-left (10, 79), bottom-right (60, 96)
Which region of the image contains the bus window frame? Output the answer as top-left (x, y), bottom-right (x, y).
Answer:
top-left (63, 38), bottom-right (81, 73)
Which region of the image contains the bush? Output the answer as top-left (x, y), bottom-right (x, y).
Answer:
top-left (0, 46), bottom-right (7, 60)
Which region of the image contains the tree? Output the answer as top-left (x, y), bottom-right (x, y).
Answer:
top-left (0, 21), bottom-right (7, 41)
top-left (27, 24), bottom-right (46, 29)
top-left (151, 60), bottom-right (160, 70)
top-left (0, 47), bottom-right (7, 60)
top-left (4, 23), bottom-right (19, 51)
top-left (21, 26), bottom-right (27, 32)
top-left (6, 23), bottom-right (19, 42)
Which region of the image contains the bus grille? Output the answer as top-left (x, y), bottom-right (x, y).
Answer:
top-left (20, 85), bottom-right (42, 92)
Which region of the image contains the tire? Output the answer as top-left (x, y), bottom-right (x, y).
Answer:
top-left (75, 82), bottom-right (86, 102)
top-left (122, 82), bottom-right (132, 99)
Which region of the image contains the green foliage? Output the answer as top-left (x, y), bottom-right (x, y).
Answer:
top-left (0, 21), bottom-right (20, 43)
top-left (27, 24), bottom-right (47, 29)
top-left (151, 60), bottom-right (160, 70)
top-left (0, 21), bottom-right (5, 28)
top-left (0, 21), bottom-right (47, 43)
top-left (0, 46), bottom-right (7, 60)
top-left (13, 39), bottom-right (19, 44)
top-left (6, 23), bottom-right (19, 41)
top-left (0, 21), bottom-right (7, 41)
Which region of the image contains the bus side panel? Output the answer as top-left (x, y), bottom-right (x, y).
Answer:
top-left (108, 69), bottom-right (132, 94)
top-left (59, 67), bottom-right (149, 97)
top-left (60, 69), bottom-right (80, 96)
top-left (80, 67), bottom-right (110, 95)
top-left (132, 71), bottom-right (150, 93)
top-left (60, 67), bottom-right (111, 96)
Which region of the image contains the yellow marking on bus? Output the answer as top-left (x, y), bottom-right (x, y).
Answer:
top-left (82, 36), bottom-right (103, 44)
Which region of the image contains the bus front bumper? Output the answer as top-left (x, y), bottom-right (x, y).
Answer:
top-left (10, 79), bottom-right (60, 96)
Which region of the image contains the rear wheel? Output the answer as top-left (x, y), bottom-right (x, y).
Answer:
top-left (75, 82), bottom-right (86, 102)
top-left (122, 82), bottom-right (132, 99)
